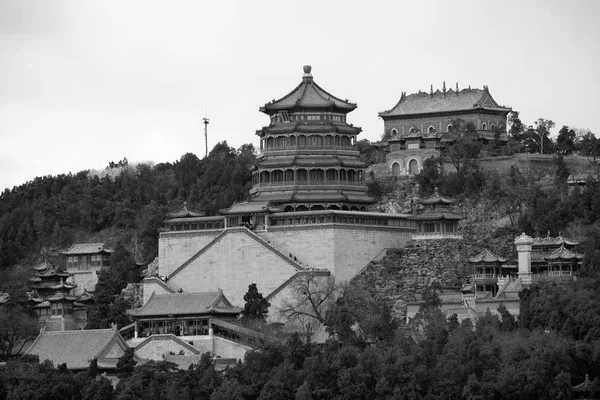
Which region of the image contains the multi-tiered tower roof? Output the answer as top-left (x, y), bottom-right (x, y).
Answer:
top-left (250, 65), bottom-right (374, 212)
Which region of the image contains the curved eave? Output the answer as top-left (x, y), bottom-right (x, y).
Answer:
top-left (379, 107), bottom-right (511, 119)
top-left (409, 212), bottom-right (464, 221)
top-left (128, 309), bottom-right (241, 318)
top-left (469, 249), bottom-right (507, 263)
top-left (260, 79), bottom-right (357, 115)
top-left (417, 198), bottom-right (455, 206)
top-left (257, 123), bottom-right (362, 136)
top-left (261, 102), bottom-right (356, 115)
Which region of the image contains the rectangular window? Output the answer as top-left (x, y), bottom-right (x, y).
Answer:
top-left (407, 143), bottom-right (419, 149)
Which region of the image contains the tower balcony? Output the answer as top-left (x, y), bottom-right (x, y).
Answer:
top-left (258, 147), bottom-right (360, 158)
top-left (250, 180), bottom-right (366, 195)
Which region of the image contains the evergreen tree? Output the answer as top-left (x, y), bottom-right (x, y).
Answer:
top-left (242, 283), bottom-right (270, 322)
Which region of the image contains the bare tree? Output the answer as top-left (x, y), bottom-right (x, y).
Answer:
top-left (277, 273), bottom-right (340, 338)
top-left (0, 307), bottom-right (39, 360)
top-left (532, 118), bottom-right (556, 154)
top-left (0, 265), bottom-right (41, 360)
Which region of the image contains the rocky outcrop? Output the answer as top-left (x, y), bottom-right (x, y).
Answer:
top-left (121, 283), bottom-right (144, 309)
top-left (353, 239), bottom-right (495, 322)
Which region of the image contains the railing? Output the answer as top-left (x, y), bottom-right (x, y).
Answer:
top-left (473, 274), bottom-right (497, 280)
top-left (412, 232), bottom-right (463, 240)
top-left (548, 271), bottom-right (575, 276)
top-left (253, 180), bottom-right (365, 188)
top-left (258, 148), bottom-right (360, 157)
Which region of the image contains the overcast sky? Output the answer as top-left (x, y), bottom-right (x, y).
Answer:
top-left (1, 0), bottom-right (599, 191)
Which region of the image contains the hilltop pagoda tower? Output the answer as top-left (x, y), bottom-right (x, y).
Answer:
top-left (250, 65), bottom-right (374, 212)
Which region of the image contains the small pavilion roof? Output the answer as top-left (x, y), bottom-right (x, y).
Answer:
top-left (469, 249), bottom-right (507, 264)
top-left (61, 243), bottom-right (113, 255)
top-left (573, 374), bottom-right (593, 393)
top-left (260, 65), bottom-right (357, 115)
top-left (379, 85), bottom-right (511, 118)
top-left (417, 187), bottom-right (456, 205)
top-left (544, 244), bottom-right (583, 261)
top-left (127, 291), bottom-right (241, 318)
top-left (166, 203), bottom-right (206, 219)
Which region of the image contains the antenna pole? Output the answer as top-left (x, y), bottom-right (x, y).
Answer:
top-left (202, 112), bottom-right (210, 158)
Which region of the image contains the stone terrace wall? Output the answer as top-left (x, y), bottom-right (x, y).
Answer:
top-left (353, 239), bottom-right (490, 322)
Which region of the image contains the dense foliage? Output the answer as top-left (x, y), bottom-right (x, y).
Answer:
top-left (3, 299), bottom-right (600, 399)
top-left (0, 142), bottom-right (256, 270)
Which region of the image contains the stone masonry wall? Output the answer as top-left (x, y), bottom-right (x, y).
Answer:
top-left (158, 230), bottom-right (221, 277)
top-left (135, 338), bottom-right (197, 360)
top-left (167, 230), bottom-right (298, 306)
top-left (263, 225), bottom-right (414, 283)
top-left (353, 239), bottom-right (489, 322)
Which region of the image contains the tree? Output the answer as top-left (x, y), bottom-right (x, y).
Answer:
top-left (0, 307), bottom-right (39, 361)
top-left (415, 156), bottom-right (443, 195)
top-left (278, 274), bottom-right (339, 338)
top-left (0, 266), bottom-right (39, 361)
top-left (533, 118), bottom-right (556, 154)
top-left (242, 283), bottom-right (270, 322)
top-left (86, 243), bottom-right (138, 329)
top-left (324, 283), bottom-right (396, 345)
top-left (556, 125), bottom-right (576, 155)
top-left (116, 347), bottom-right (137, 380)
top-left (442, 118), bottom-right (481, 174)
top-left (579, 130), bottom-right (600, 180)
top-left (508, 111), bottom-right (525, 138)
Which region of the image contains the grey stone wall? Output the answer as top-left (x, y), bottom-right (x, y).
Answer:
top-left (353, 239), bottom-right (486, 321)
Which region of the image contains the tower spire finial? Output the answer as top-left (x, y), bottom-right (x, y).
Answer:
top-left (430, 84), bottom-right (433, 96)
top-left (443, 81), bottom-right (446, 93)
top-left (302, 65), bottom-right (313, 81)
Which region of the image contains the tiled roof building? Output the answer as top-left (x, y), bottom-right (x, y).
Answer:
top-left (25, 326), bottom-right (139, 373)
top-left (409, 188), bottom-right (464, 240)
top-left (249, 65), bottom-right (374, 212)
top-left (61, 242), bottom-right (113, 295)
top-left (28, 261), bottom-right (93, 331)
top-left (380, 84), bottom-right (511, 176)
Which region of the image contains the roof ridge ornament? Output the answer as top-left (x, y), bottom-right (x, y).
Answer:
top-left (302, 65), bottom-right (313, 81)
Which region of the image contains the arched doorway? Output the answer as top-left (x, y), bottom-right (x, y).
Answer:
top-left (392, 162), bottom-right (400, 176)
top-left (408, 159), bottom-right (419, 175)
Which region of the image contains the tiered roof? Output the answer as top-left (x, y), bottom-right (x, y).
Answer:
top-left (417, 187), bottom-right (456, 206)
top-left (261, 65), bottom-right (356, 114)
top-left (410, 188), bottom-right (464, 221)
top-left (28, 262), bottom-right (92, 309)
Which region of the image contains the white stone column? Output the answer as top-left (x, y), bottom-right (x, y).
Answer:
top-left (514, 233), bottom-right (534, 286)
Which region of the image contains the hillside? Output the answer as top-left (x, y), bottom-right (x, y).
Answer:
top-left (0, 142), bottom-right (256, 271)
